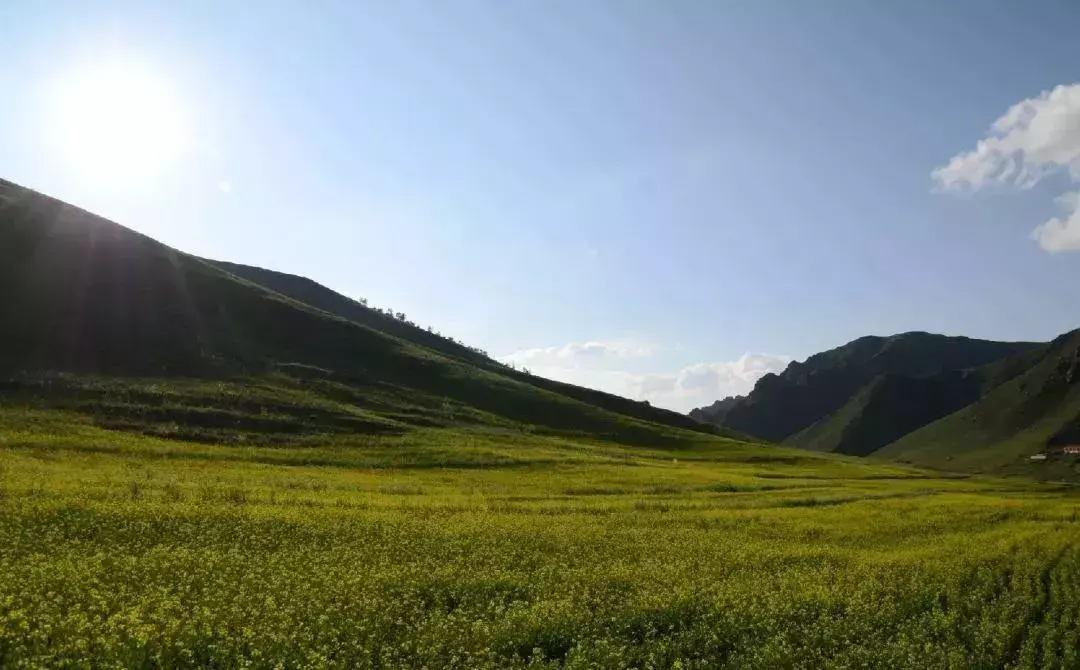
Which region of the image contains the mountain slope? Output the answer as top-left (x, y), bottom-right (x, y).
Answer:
top-left (688, 396), bottom-right (742, 425)
top-left (789, 341), bottom-right (1051, 456)
top-left (0, 178), bottom-right (728, 445)
top-left (790, 372), bottom-right (985, 455)
top-left (712, 332), bottom-right (1039, 443)
top-left (880, 329), bottom-right (1080, 471)
top-left (212, 260), bottom-right (495, 366)
top-left (212, 259), bottom-right (726, 437)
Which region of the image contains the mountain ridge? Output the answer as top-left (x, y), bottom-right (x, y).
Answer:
top-left (0, 176), bottom-right (737, 446)
top-left (711, 332), bottom-right (1039, 443)
top-left (880, 328), bottom-right (1080, 471)
top-left (688, 396), bottom-right (743, 425)
top-left (210, 259), bottom-right (730, 437)
top-left (688, 331), bottom-right (1073, 471)
top-left (7, 175), bottom-right (1077, 472)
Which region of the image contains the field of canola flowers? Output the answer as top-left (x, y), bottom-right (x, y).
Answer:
top-left (3, 409), bottom-right (1080, 668)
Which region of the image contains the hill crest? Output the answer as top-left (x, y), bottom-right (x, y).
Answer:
top-left (0, 177), bottom-right (733, 445)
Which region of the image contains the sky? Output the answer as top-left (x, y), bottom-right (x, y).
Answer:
top-left (2, 1), bottom-right (1079, 412)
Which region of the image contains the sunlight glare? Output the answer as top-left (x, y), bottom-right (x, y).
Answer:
top-left (47, 60), bottom-right (189, 189)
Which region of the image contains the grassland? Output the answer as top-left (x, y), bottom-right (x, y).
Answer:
top-left (4, 401), bottom-right (1080, 668)
top-left (5, 179), bottom-right (1080, 667)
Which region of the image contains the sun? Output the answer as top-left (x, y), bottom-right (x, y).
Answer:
top-left (47, 60), bottom-right (189, 189)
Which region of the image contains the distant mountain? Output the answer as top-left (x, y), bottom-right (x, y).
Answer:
top-left (689, 330), bottom-right (1080, 473)
top-left (688, 396), bottom-right (742, 425)
top-left (880, 329), bottom-right (1080, 471)
top-left (709, 332), bottom-right (1039, 442)
top-left (0, 177), bottom-right (732, 445)
top-left (787, 339), bottom-right (1048, 457)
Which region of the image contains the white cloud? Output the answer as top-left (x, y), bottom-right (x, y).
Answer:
top-left (503, 339), bottom-right (653, 369)
top-left (1031, 191), bottom-right (1080, 253)
top-left (932, 83), bottom-right (1080, 252)
top-left (501, 341), bottom-right (789, 413)
top-left (632, 354), bottom-right (792, 412)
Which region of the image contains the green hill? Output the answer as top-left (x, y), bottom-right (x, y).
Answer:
top-left (689, 328), bottom-right (1080, 474)
top-left (10, 184), bottom-right (1080, 667)
top-left (212, 260), bottom-right (724, 436)
top-left (787, 338), bottom-right (1051, 455)
top-left (880, 329), bottom-right (1080, 472)
top-left (211, 260), bottom-right (497, 366)
top-left (790, 371), bottom-right (988, 455)
top-left (8, 175), bottom-right (1077, 475)
top-left (0, 177), bottom-right (730, 446)
top-left (711, 332), bottom-right (1038, 442)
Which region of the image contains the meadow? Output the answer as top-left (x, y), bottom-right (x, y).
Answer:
top-left (3, 404), bottom-right (1080, 668)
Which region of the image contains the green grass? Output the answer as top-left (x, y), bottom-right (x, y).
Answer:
top-left (4, 405), bottom-right (1080, 668)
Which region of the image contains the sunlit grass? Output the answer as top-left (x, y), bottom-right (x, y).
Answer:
top-left (2, 409), bottom-right (1080, 668)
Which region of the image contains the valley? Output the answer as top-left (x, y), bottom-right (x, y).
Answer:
top-left (2, 178), bottom-right (1080, 667)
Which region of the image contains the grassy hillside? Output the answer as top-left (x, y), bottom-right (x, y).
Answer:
top-left (0, 178), bottom-right (723, 445)
top-left (211, 260), bottom-right (497, 366)
top-left (790, 341), bottom-right (1053, 457)
top-left (10, 178), bottom-right (1080, 665)
top-left (212, 259), bottom-right (725, 437)
top-left (6, 405), bottom-right (1080, 667)
top-left (791, 373), bottom-right (984, 456)
top-left (9, 177), bottom-right (1080, 665)
top-left (880, 329), bottom-right (1080, 473)
top-left (716, 332), bottom-right (1038, 442)
top-left (687, 330), bottom-right (1080, 474)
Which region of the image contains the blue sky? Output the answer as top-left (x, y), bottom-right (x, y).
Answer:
top-left (2, 1), bottom-right (1079, 411)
